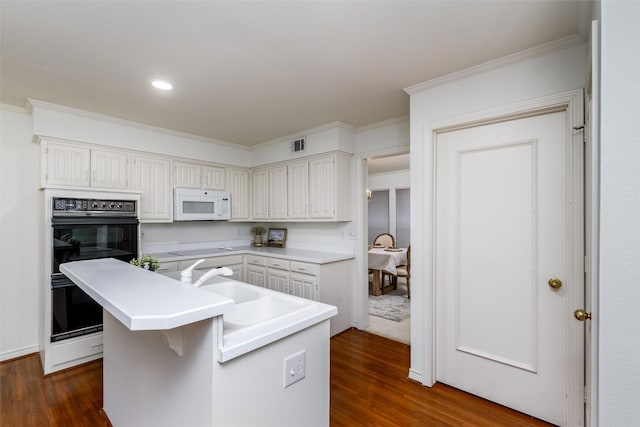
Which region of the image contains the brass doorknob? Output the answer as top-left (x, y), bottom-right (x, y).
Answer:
top-left (548, 278), bottom-right (563, 290)
top-left (574, 309), bottom-right (592, 321)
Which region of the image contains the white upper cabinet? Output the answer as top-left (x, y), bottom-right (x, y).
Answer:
top-left (251, 166), bottom-right (288, 220)
top-left (268, 166), bottom-right (288, 220)
top-left (91, 148), bottom-right (130, 189)
top-left (202, 165), bottom-right (226, 190)
top-left (43, 140), bottom-right (91, 188)
top-left (174, 161), bottom-right (226, 190)
top-left (251, 152), bottom-right (352, 222)
top-left (41, 139), bottom-right (130, 190)
top-left (251, 169), bottom-right (270, 219)
top-left (309, 153), bottom-right (351, 221)
top-left (287, 161), bottom-right (309, 219)
top-left (132, 154), bottom-right (173, 222)
top-left (227, 168), bottom-right (250, 220)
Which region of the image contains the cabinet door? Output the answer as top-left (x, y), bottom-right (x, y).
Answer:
top-left (287, 161), bottom-right (309, 219)
top-left (44, 141), bottom-right (90, 187)
top-left (251, 169), bottom-right (270, 219)
top-left (290, 273), bottom-right (318, 300)
top-left (228, 168), bottom-right (250, 220)
top-left (268, 166), bottom-right (288, 219)
top-left (91, 148), bottom-right (129, 189)
top-left (174, 162), bottom-right (201, 188)
top-left (246, 266), bottom-right (267, 287)
top-left (309, 155), bottom-right (335, 218)
top-left (267, 270), bottom-right (290, 294)
top-left (132, 155), bottom-right (173, 222)
top-left (202, 166), bottom-right (226, 190)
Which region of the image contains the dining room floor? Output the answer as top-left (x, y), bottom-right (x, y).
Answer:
top-left (366, 278), bottom-right (411, 344)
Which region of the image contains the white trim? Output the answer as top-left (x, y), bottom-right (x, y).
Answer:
top-left (0, 346), bottom-right (39, 363)
top-left (355, 116), bottom-right (409, 133)
top-left (420, 89), bottom-right (584, 426)
top-left (585, 19), bottom-right (600, 427)
top-left (404, 35), bottom-right (585, 95)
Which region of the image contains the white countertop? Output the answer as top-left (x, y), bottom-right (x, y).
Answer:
top-left (150, 245), bottom-right (354, 264)
top-left (60, 258), bottom-right (235, 331)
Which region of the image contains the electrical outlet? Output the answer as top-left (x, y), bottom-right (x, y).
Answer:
top-left (283, 350), bottom-right (306, 388)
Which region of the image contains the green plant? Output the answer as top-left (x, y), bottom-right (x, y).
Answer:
top-left (130, 255), bottom-right (160, 271)
top-left (250, 225), bottom-right (266, 235)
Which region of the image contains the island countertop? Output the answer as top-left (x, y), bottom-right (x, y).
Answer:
top-left (60, 258), bottom-right (235, 331)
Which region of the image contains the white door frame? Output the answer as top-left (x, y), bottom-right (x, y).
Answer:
top-left (416, 89), bottom-right (585, 425)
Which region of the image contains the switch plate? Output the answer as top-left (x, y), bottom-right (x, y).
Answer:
top-left (283, 350), bottom-right (306, 388)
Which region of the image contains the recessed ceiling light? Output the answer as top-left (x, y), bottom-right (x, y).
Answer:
top-left (151, 80), bottom-right (173, 90)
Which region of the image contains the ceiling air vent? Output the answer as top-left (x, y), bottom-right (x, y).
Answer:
top-left (290, 136), bottom-right (306, 153)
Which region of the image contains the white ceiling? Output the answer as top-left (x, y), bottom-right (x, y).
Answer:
top-left (0, 1), bottom-right (591, 146)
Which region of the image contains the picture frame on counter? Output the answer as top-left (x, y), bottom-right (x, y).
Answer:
top-left (267, 228), bottom-right (287, 248)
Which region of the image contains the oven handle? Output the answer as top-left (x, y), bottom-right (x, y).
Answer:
top-left (51, 274), bottom-right (78, 289)
top-left (52, 216), bottom-right (139, 226)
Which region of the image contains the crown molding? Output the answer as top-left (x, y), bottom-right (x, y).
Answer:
top-left (355, 115), bottom-right (409, 133)
top-left (404, 34), bottom-right (586, 95)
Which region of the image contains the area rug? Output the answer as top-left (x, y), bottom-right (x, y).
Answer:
top-left (368, 283), bottom-right (411, 322)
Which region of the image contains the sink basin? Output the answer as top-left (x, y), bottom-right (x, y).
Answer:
top-left (200, 280), bottom-right (261, 304)
top-left (223, 295), bottom-right (310, 327)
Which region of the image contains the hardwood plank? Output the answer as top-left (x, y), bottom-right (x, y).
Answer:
top-left (1, 330), bottom-right (555, 426)
top-left (330, 330), bottom-right (555, 427)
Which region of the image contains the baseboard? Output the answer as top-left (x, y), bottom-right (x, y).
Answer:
top-left (408, 368), bottom-right (424, 384)
top-left (0, 345), bottom-right (39, 363)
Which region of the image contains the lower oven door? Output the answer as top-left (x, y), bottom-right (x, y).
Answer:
top-left (51, 275), bottom-right (103, 342)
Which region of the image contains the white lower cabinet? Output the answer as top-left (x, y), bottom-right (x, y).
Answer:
top-left (289, 273), bottom-right (318, 300)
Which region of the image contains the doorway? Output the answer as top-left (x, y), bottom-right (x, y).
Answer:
top-left (365, 154), bottom-right (411, 344)
top-left (420, 90), bottom-right (585, 426)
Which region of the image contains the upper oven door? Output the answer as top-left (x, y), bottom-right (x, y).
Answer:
top-left (52, 216), bottom-right (139, 274)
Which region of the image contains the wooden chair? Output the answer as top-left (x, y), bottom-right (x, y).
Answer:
top-left (394, 245), bottom-right (411, 299)
top-left (373, 233), bottom-right (395, 248)
top-left (372, 233), bottom-right (396, 290)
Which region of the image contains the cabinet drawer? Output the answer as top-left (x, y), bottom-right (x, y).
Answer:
top-left (156, 261), bottom-right (179, 273)
top-left (267, 258), bottom-right (290, 271)
top-left (180, 255), bottom-right (244, 270)
top-left (289, 261), bottom-right (319, 276)
top-left (51, 333), bottom-right (103, 366)
top-left (246, 255), bottom-right (267, 267)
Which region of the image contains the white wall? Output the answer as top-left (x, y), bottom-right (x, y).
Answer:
top-left (368, 169), bottom-right (410, 244)
top-left (598, 1), bottom-right (640, 424)
top-left (0, 105), bottom-right (40, 360)
top-left (30, 101), bottom-right (251, 167)
top-left (408, 41), bottom-right (588, 383)
top-left (251, 122), bottom-right (355, 167)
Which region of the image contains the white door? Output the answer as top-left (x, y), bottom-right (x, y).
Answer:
top-left (435, 111), bottom-right (581, 426)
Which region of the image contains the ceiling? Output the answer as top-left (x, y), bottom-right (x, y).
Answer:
top-left (0, 1), bottom-right (591, 147)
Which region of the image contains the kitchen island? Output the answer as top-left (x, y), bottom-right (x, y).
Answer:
top-left (61, 258), bottom-right (337, 427)
top-left (150, 244), bottom-right (354, 335)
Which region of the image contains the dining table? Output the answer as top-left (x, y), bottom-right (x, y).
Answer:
top-left (368, 246), bottom-right (408, 296)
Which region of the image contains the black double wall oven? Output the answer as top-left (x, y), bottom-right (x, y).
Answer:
top-left (51, 197), bottom-right (138, 342)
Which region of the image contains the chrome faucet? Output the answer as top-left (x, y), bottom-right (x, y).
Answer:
top-left (192, 266), bottom-right (234, 288)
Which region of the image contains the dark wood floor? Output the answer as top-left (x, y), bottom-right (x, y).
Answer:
top-left (1, 329), bottom-right (553, 426)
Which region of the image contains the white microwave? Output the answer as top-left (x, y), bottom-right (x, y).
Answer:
top-left (174, 188), bottom-right (231, 221)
